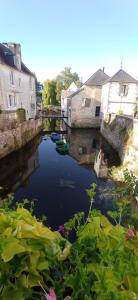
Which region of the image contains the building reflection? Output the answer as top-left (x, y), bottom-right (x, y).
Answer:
top-left (0, 135), bottom-right (41, 193)
top-left (67, 128), bottom-right (121, 178)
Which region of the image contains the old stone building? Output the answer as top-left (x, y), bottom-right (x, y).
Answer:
top-left (61, 82), bottom-right (78, 119)
top-left (64, 69), bottom-right (109, 128)
top-left (101, 69), bottom-right (138, 117)
top-left (0, 42), bottom-right (36, 119)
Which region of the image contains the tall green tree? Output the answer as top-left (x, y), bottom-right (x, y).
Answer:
top-left (42, 80), bottom-right (57, 107)
top-left (56, 80), bottom-right (64, 104)
top-left (56, 67), bottom-right (81, 90)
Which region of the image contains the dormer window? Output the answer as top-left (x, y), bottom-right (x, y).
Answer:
top-left (10, 70), bottom-right (14, 85)
top-left (119, 84), bottom-right (128, 96)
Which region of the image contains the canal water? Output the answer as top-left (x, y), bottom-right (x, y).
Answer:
top-left (0, 118), bottom-right (121, 230)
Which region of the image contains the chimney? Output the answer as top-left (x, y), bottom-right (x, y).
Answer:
top-left (3, 43), bottom-right (22, 71)
top-left (102, 67), bottom-right (105, 73)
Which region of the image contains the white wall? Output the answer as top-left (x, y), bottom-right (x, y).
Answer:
top-left (101, 83), bottom-right (110, 115)
top-left (0, 63), bottom-right (36, 119)
top-left (101, 82), bottom-right (138, 116)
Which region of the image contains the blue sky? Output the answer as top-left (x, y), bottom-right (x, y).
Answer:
top-left (1, 0), bottom-right (138, 82)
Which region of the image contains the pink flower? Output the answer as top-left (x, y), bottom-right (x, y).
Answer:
top-left (45, 288), bottom-right (57, 300)
top-left (126, 227), bottom-right (137, 240)
top-left (58, 224), bottom-right (65, 234)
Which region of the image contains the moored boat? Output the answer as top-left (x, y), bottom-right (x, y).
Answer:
top-left (50, 132), bottom-right (60, 141)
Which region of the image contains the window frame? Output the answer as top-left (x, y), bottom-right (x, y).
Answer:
top-left (95, 106), bottom-right (100, 117)
top-left (82, 97), bottom-right (91, 108)
top-left (119, 84), bottom-right (128, 97)
top-left (8, 94), bottom-right (17, 108)
top-left (10, 70), bottom-right (14, 85)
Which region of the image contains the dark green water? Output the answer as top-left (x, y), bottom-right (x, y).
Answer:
top-left (0, 119), bottom-right (121, 230)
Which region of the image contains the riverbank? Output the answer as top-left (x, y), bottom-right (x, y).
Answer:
top-left (0, 118), bottom-right (42, 160)
top-left (101, 114), bottom-right (138, 180)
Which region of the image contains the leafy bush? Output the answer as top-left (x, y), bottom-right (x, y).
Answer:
top-left (0, 197), bottom-right (70, 299)
top-left (16, 108), bottom-right (26, 122)
top-left (0, 178), bottom-right (138, 299)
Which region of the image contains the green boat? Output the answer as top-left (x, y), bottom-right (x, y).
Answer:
top-left (56, 143), bottom-right (69, 154)
top-left (56, 140), bottom-right (64, 146)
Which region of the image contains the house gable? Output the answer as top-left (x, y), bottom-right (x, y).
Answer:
top-left (83, 69), bottom-right (109, 87)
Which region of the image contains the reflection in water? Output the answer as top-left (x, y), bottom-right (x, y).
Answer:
top-left (0, 135), bottom-right (40, 194)
top-left (67, 128), bottom-right (120, 177)
top-left (43, 118), bottom-right (61, 132)
top-left (0, 119), bottom-right (121, 229)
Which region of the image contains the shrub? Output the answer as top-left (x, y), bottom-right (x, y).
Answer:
top-left (0, 179), bottom-right (138, 299)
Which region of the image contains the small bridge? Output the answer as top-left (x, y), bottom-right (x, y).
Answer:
top-left (42, 129), bottom-right (67, 134)
top-left (41, 115), bottom-right (68, 119)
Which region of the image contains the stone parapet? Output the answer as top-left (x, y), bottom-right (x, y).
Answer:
top-left (0, 118), bottom-right (42, 160)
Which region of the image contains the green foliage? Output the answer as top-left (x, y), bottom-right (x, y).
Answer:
top-left (43, 118), bottom-right (60, 132)
top-left (56, 67), bottom-right (81, 90)
top-left (0, 196), bottom-right (70, 299)
top-left (42, 67), bottom-right (81, 107)
top-left (42, 80), bottom-right (57, 107)
top-left (56, 80), bottom-right (64, 104)
top-left (0, 175), bottom-right (138, 299)
top-left (104, 170), bottom-right (138, 228)
top-left (56, 213), bottom-right (138, 299)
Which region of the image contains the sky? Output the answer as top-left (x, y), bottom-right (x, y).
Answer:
top-left (1, 0), bottom-right (138, 82)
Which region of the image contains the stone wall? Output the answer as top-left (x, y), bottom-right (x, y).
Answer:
top-left (0, 118), bottom-right (42, 160)
top-left (101, 114), bottom-right (138, 176)
top-left (68, 86), bottom-right (101, 128)
top-left (0, 111), bottom-right (26, 131)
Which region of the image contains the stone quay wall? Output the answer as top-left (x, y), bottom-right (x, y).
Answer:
top-left (101, 114), bottom-right (138, 177)
top-left (0, 118), bottom-right (42, 160)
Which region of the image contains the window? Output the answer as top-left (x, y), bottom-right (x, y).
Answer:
top-left (10, 70), bottom-right (14, 85)
top-left (19, 78), bottom-right (21, 87)
top-left (31, 103), bottom-right (35, 110)
top-left (78, 146), bottom-right (87, 155)
top-left (82, 98), bottom-right (91, 107)
top-left (29, 77), bottom-right (33, 89)
top-left (92, 139), bottom-right (97, 149)
top-left (30, 96), bottom-right (35, 110)
top-left (13, 96), bottom-right (16, 106)
top-left (95, 106), bottom-right (100, 117)
top-left (8, 95), bottom-right (16, 107)
top-left (8, 95), bottom-right (12, 107)
top-left (119, 84), bottom-right (128, 96)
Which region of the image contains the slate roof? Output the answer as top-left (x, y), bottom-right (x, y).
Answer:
top-left (84, 69), bottom-right (109, 86)
top-left (107, 69), bottom-right (137, 84)
top-left (69, 88), bottom-right (84, 98)
top-left (0, 43), bottom-right (35, 77)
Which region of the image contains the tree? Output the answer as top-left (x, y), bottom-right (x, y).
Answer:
top-left (56, 67), bottom-right (81, 90)
top-left (42, 80), bottom-right (57, 108)
top-left (56, 80), bottom-right (64, 104)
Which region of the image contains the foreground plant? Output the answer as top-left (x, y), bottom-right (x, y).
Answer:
top-left (0, 202), bottom-right (70, 299)
top-left (0, 176), bottom-right (138, 299)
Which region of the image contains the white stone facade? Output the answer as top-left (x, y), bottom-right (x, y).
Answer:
top-left (101, 72), bottom-right (138, 117)
top-left (0, 43), bottom-right (36, 119)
